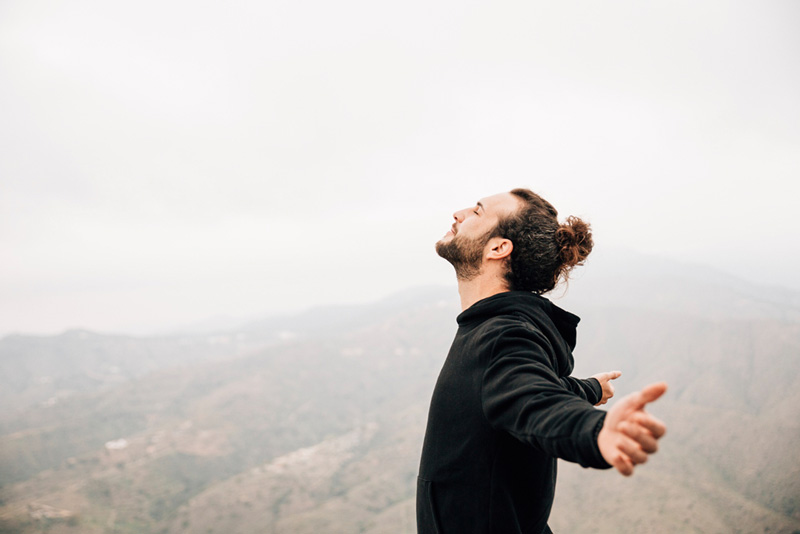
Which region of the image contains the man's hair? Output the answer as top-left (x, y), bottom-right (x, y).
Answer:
top-left (492, 188), bottom-right (593, 294)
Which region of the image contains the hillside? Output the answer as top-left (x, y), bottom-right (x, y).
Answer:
top-left (1, 253), bottom-right (799, 533)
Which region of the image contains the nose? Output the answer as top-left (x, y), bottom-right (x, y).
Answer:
top-left (453, 208), bottom-right (467, 223)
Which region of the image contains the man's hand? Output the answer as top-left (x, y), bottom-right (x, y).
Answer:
top-left (597, 382), bottom-right (667, 476)
top-left (591, 370), bottom-right (622, 406)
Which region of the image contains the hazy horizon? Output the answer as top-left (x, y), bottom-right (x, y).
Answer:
top-left (2, 247), bottom-right (797, 339)
top-left (2, 1), bottom-right (798, 337)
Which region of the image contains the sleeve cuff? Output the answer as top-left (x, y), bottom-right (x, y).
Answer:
top-left (579, 411), bottom-right (612, 469)
top-left (586, 377), bottom-right (602, 405)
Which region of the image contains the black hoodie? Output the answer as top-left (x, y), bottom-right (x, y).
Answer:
top-left (417, 291), bottom-right (610, 534)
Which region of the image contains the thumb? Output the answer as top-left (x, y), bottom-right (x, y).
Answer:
top-left (633, 382), bottom-right (668, 408)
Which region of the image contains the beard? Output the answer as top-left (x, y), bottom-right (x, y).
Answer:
top-left (435, 230), bottom-right (491, 281)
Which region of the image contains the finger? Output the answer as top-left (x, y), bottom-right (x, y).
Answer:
top-left (618, 435), bottom-right (648, 465)
top-left (612, 452), bottom-right (634, 476)
top-left (631, 412), bottom-right (667, 439)
top-left (631, 382), bottom-right (668, 409)
top-left (619, 421), bottom-right (658, 453)
top-left (598, 370), bottom-right (622, 381)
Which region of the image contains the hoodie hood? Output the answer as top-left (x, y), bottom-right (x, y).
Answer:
top-left (456, 291), bottom-right (580, 350)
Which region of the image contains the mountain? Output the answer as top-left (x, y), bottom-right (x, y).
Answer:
top-left (1, 252), bottom-right (799, 534)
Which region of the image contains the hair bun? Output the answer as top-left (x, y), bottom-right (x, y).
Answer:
top-left (555, 216), bottom-right (593, 270)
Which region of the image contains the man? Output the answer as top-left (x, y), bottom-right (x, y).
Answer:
top-left (417, 188), bottom-right (667, 534)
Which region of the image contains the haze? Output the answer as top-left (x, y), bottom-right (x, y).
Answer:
top-left (1, 0), bottom-right (799, 336)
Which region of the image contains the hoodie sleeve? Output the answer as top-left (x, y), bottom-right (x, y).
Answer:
top-left (481, 323), bottom-right (610, 469)
top-left (559, 376), bottom-right (602, 405)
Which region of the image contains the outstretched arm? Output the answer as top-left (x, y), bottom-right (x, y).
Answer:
top-left (482, 325), bottom-right (611, 468)
top-left (598, 382), bottom-right (668, 476)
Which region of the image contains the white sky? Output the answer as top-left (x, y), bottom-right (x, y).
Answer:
top-left (1, 1), bottom-right (799, 336)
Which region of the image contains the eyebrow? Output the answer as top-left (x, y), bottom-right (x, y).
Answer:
top-left (476, 202), bottom-right (484, 212)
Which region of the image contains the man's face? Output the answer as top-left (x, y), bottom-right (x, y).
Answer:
top-left (435, 192), bottom-right (520, 280)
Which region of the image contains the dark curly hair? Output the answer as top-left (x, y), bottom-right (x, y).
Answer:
top-left (491, 188), bottom-right (593, 294)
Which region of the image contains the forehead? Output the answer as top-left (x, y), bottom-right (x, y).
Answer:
top-left (478, 192), bottom-right (521, 218)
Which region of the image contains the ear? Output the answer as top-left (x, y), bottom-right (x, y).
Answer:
top-left (485, 237), bottom-right (513, 261)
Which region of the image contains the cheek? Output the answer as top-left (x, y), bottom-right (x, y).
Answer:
top-left (464, 218), bottom-right (493, 236)
top-left (461, 218), bottom-right (482, 232)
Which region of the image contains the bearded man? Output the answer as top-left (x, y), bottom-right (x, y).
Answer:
top-left (417, 188), bottom-right (667, 534)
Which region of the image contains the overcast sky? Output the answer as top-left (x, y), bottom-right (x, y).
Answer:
top-left (1, 1), bottom-right (799, 336)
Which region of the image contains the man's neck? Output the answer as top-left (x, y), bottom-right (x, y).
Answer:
top-left (456, 276), bottom-right (510, 311)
